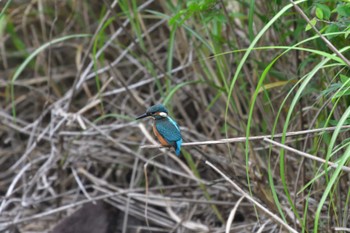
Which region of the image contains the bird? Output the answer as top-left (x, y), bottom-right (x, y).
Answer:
top-left (136, 104), bottom-right (182, 156)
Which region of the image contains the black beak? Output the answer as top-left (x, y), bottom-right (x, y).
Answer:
top-left (136, 112), bottom-right (149, 120)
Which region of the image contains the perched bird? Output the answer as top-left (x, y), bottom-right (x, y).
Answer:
top-left (136, 104), bottom-right (182, 156)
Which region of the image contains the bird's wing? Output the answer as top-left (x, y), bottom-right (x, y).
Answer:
top-left (155, 117), bottom-right (182, 144)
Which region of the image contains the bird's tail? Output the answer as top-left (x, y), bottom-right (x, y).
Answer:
top-left (175, 139), bottom-right (182, 156)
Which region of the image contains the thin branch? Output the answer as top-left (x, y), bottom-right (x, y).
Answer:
top-left (290, 0), bottom-right (350, 67)
top-left (205, 160), bottom-right (298, 233)
top-left (226, 196), bottom-right (245, 233)
top-left (263, 138), bottom-right (350, 172)
top-left (140, 125), bottom-right (350, 149)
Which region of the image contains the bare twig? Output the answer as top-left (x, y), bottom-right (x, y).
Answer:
top-left (205, 160), bottom-right (298, 233)
top-left (290, 0), bottom-right (350, 67)
top-left (263, 138), bottom-right (350, 172)
top-left (226, 196), bottom-right (245, 233)
top-left (140, 125), bottom-right (350, 148)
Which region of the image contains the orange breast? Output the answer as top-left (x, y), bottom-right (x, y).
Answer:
top-left (153, 124), bottom-right (169, 146)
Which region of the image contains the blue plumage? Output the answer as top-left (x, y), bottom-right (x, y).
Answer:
top-left (136, 104), bottom-right (183, 156)
top-left (155, 117), bottom-right (182, 155)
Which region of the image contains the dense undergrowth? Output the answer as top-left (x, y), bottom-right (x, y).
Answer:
top-left (0, 0), bottom-right (350, 232)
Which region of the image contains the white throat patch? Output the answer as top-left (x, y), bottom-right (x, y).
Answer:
top-left (159, 112), bottom-right (168, 117)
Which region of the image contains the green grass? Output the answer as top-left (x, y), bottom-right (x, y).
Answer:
top-left (11, 34), bottom-right (91, 118)
top-left (2, 0), bottom-right (350, 232)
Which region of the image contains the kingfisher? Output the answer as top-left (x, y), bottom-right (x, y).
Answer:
top-left (136, 104), bottom-right (182, 156)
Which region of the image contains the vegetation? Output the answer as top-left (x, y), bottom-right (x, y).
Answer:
top-left (0, 0), bottom-right (350, 232)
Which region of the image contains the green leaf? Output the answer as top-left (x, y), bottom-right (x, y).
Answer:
top-left (315, 3), bottom-right (331, 20)
top-left (0, 14), bottom-right (6, 38)
top-left (331, 75), bottom-right (350, 99)
top-left (321, 83), bottom-right (342, 97)
top-left (316, 7), bottom-right (323, 19)
top-left (345, 25), bottom-right (350, 39)
top-left (336, 4), bottom-right (350, 17)
top-left (333, 89), bottom-right (350, 99)
top-left (305, 18), bottom-right (317, 31)
top-left (340, 74), bottom-right (349, 84)
top-left (11, 34), bottom-right (91, 118)
top-left (325, 23), bottom-right (339, 39)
